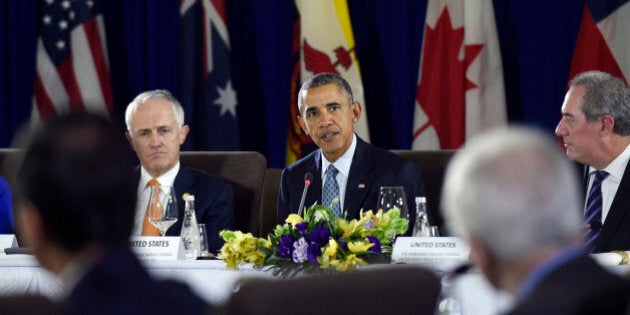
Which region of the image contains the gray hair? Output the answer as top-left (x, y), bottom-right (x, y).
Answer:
top-left (442, 127), bottom-right (582, 261)
top-left (297, 73), bottom-right (354, 113)
top-left (570, 71), bottom-right (630, 135)
top-left (125, 89), bottom-right (185, 132)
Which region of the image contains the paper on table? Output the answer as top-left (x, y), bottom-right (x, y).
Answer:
top-left (591, 251), bottom-right (630, 266)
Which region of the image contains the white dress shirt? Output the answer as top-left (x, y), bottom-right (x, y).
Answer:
top-left (588, 144), bottom-right (630, 223)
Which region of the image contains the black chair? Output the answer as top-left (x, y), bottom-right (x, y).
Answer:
top-left (180, 151), bottom-right (267, 236)
top-left (216, 266), bottom-right (441, 315)
top-left (259, 168), bottom-right (282, 236)
top-left (391, 150), bottom-right (456, 233)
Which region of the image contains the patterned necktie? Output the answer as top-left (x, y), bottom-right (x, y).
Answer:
top-left (323, 165), bottom-right (342, 217)
top-left (584, 170), bottom-right (608, 252)
top-left (141, 178), bottom-right (162, 236)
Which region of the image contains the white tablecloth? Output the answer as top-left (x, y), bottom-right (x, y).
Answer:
top-left (0, 254), bottom-right (516, 314)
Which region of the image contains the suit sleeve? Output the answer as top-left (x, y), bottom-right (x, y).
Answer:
top-left (202, 181), bottom-right (234, 253)
top-left (277, 168), bottom-right (291, 225)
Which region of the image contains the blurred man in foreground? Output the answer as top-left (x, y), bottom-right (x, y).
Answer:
top-left (125, 89), bottom-right (233, 252)
top-left (16, 113), bottom-right (209, 314)
top-left (555, 70), bottom-right (630, 252)
top-left (442, 127), bottom-right (630, 314)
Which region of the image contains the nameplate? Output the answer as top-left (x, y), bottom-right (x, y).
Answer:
top-left (130, 236), bottom-right (185, 260)
top-left (0, 234), bottom-right (19, 251)
top-left (391, 237), bottom-right (470, 264)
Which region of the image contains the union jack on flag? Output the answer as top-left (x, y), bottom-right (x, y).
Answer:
top-left (33, 0), bottom-right (113, 122)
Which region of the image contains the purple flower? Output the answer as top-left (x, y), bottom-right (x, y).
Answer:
top-left (307, 243), bottom-right (322, 264)
top-left (366, 236), bottom-right (381, 254)
top-left (295, 222), bottom-right (308, 235)
top-left (292, 237), bottom-right (308, 263)
top-left (363, 219), bottom-right (375, 230)
top-left (308, 226), bottom-right (330, 247)
top-left (278, 235), bottom-right (295, 259)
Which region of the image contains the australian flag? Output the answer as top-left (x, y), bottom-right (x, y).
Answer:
top-left (180, 0), bottom-right (239, 150)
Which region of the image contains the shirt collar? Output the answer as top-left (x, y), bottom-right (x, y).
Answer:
top-left (321, 134), bottom-right (357, 178)
top-left (589, 143), bottom-right (630, 179)
top-left (140, 162), bottom-right (180, 189)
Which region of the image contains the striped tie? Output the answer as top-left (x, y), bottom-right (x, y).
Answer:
top-left (323, 165), bottom-right (342, 217)
top-left (141, 178), bottom-right (162, 236)
top-left (584, 170), bottom-right (608, 252)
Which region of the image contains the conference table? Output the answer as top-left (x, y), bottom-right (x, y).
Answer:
top-left (1, 252), bottom-right (627, 314)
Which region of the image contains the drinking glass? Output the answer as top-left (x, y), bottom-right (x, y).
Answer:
top-left (377, 186), bottom-right (409, 243)
top-left (148, 186), bottom-right (179, 237)
top-left (377, 186), bottom-right (409, 221)
top-left (198, 223), bottom-right (210, 257)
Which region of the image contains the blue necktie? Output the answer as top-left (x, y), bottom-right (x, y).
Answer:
top-left (323, 165), bottom-right (342, 217)
top-left (584, 170), bottom-right (608, 252)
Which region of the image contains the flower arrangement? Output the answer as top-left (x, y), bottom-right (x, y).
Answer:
top-left (218, 204), bottom-right (408, 273)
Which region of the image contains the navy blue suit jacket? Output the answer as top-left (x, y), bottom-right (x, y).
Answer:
top-left (64, 248), bottom-right (210, 315)
top-left (507, 255), bottom-right (630, 315)
top-left (277, 136), bottom-right (424, 230)
top-left (137, 165), bottom-right (234, 253)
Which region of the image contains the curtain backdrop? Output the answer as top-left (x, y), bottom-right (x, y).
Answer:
top-left (0, 0), bottom-right (589, 167)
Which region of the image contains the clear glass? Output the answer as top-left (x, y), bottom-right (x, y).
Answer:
top-left (147, 186), bottom-right (178, 237)
top-left (428, 225), bottom-right (440, 237)
top-left (198, 223), bottom-right (210, 257)
top-left (377, 186), bottom-right (409, 243)
top-left (377, 186), bottom-right (409, 221)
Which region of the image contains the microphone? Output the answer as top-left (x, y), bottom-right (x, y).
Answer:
top-left (297, 172), bottom-right (314, 217)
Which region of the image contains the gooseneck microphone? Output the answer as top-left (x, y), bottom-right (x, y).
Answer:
top-left (297, 172), bottom-right (314, 217)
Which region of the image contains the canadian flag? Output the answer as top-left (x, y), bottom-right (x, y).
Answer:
top-left (412, 0), bottom-right (506, 149)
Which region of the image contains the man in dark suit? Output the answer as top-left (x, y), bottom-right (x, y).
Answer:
top-left (555, 71), bottom-right (630, 253)
top-left (15, 113), bottom-right (209, 314)
top-left (277, 73), bottom-right (424, 227)
top-left (125, 89), bottom-right (234, 253)
top-left (442, 127), bottom-right (630, 315)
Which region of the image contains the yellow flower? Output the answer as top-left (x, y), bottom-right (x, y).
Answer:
top-left (323, 238), bottom-right (339, 258)
top-left (347, 239), bottom-right (374, 253)
top-left (335, 254), bottom-right (368, 272)
top-left (285, 214), bottom-right (304, 228)
top-left (337, 218), bottom-right (363, 239)
top-left (218, 230), bottom-right (267, 269)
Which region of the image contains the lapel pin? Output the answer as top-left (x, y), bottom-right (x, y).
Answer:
top-left (358, 183), bottom-right (365, 189)
top-left (182, 193), bottom-right (190, 200)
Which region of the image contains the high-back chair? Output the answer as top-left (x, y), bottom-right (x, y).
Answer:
top-left (391, 150), bottom-right (456, 233)
top-left (180, 151), bottom-right (267, 236)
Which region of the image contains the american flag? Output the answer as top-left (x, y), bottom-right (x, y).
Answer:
top-left (33, 0), bottom-right (113, 122)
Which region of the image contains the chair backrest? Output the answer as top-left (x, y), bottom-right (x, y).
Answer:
top-left (180, 151), bottom-right (267, 236)
top-left (259, 168), bottom-right (282, 236)
top-left (391, 150), bottom-right (456, 232)
top-left (216, 266), bottom-right (441, 315)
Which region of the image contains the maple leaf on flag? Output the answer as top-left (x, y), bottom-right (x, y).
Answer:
top-left (415, 7), bottom-right (483, 149)
top-left (303, 39), bottom-right (339, 74)
top-left (334, 47), bottom-right (352, 70)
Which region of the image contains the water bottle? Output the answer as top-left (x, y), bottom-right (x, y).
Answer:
top-left (180, 195), bottom-right (200, 260)
top-left (412, 196), bottom-right (430, 237)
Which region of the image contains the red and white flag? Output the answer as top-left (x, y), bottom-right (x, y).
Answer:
top-left (569, 0), bottom-right (629, 83)
top-left (32, 0), bottom-right (113, 123)
top-left (412, 0), bottom-right (506, 149)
